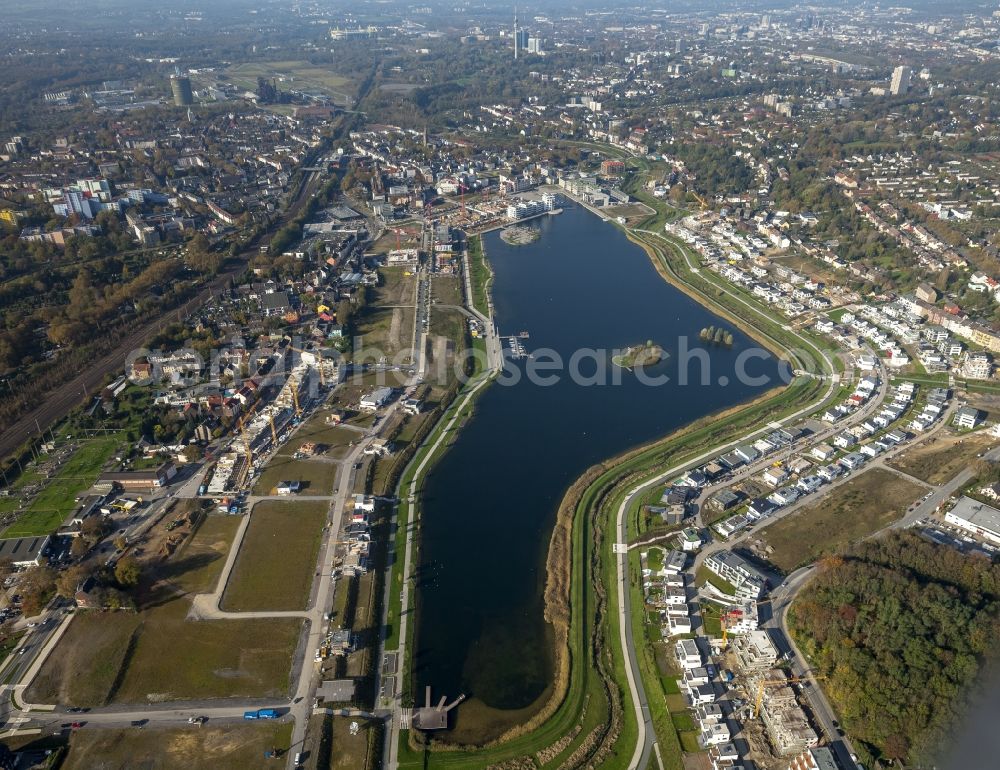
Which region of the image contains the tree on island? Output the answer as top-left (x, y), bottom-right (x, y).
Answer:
top-left (699, 325), bottom-right (734, 347)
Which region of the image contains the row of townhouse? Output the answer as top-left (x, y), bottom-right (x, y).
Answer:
top-left (718, 383), bottom-right (922, 540)
top-left (641, 549), bottom-right (694, 637)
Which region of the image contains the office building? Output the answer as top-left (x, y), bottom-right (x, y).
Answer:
top-left (890, 65), bottom-right (912, 95)
top-left (171, 74), bottom-right (194, 106)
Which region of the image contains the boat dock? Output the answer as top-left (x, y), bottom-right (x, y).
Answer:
top-left (504, 334), bottom-right (529, 359)
top-left (410, 686), bottom-right (466, 730)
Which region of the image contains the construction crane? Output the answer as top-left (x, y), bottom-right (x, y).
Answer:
top-left (268, 413), bottom-right (278, 445)
top-left (291, 378), bottom-right (302, 418)
top-left (753, 673), bottom-right (827, 719)
top-left (237, 423), bottom-right (254, 487)
top-left (288, 344), bottom-right (328, 388)
top-left (691, 190), bottom-right (710, 211)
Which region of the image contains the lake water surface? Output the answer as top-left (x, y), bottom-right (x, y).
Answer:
top-left (413, 204), bottom-right (782, 721)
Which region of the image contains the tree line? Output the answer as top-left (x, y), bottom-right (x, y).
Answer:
top-left (789, 531), bottom-right (1000, 767)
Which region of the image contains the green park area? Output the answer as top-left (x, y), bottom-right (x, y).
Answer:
top-left (467, 236), bottom-right (490, 316)
top-left (2, 434), bottom-right (122, 537)
top-left (221, 500), bottom-right (328, 612)
top-left (26, 515), bottom-right (301, 706)
top-left (60, 723), bottom-right (293, 770)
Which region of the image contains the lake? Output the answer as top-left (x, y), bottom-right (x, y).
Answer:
top-left (412, 203), bottom-right (781, 733)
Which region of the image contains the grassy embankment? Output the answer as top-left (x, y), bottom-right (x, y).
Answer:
top-left (467, 235), bottom-right (491, 317)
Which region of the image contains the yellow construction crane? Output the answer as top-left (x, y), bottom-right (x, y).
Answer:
top-left (288, 344), bottom-right (328, 388)
top-left (291, 378), bottom-right (302, 417)
top-left (236, 399), bottom-right (261, 433)
top-left (268, 413), bottom-right (278, 445)
top-left (691, 190), bottom-right (710, 211)
top-left (754, 673), bottom-right (827, 719)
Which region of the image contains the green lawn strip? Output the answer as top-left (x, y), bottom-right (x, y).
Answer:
top-left (699, 602), bottom-right (724, 638)
top-left (628, 551), bottom-right (685, 770)
top-left (467, 235), bottom-right (490, 316)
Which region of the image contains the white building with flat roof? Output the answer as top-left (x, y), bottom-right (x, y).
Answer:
top-left (945, 496), bottom-right (1000, 545)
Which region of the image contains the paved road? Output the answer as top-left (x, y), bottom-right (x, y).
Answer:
top-left (606, 299), bottom-right (841, 767)
top-left (767, 567), bottom-right (860, 769)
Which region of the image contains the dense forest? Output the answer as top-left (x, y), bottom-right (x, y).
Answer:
top-left (788, 532), bottom-right (1000, 767)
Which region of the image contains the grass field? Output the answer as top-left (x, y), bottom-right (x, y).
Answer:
top-left (758, 468), bottom-right (925, 572)
top-left (61, 723), bottom-right (293, 770)
top-left (281, 414), bottom-right (361, 459)
top-left (375, 265), bottom-right (418, 304)
top-left (355, 307), bottom-right (415, 361)
top-left (27, 516), bottom-right (301, 706)
top-left (4, 434), bottom-right (122, 537)
top-left (221, 500), bottom-right (328, 612)
top-left (252, 456), bottom-right (338, 496)
top-left (887, 429), bottom-right (998, 485)
top-left (224, 60), bottom-right (353, 104)
top-left (432, 274), bottom-right (463, 307)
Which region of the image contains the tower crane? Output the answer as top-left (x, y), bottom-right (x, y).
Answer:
top-left (291, 378), bottom-right (302, 418)
top-left (287, 344), bottom-right (328, 388)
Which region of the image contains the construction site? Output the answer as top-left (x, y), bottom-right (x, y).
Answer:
top-left (202, 352), bottom-right (340, 496)
top-left (721, 629), bottom-right (824, 770)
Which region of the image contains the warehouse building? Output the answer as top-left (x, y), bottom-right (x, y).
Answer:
top-left (945, 496), bottom-right (1000, 545)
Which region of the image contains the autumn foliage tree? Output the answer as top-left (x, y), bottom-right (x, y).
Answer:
top-left (789, 532), bottom-right (1000, 767)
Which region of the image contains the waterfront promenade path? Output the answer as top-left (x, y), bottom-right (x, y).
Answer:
top-left (382, 367), bottom-right (497, 770)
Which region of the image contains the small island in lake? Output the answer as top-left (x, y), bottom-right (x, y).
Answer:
top-left (500, 225), bottom-right (541, 246)
top-left (700, 325), bottom-right (734, 347)
top-left (612, 340), bottom-right (667, 370)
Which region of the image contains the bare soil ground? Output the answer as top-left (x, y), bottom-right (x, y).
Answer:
top-left (887, 429), bottom-right (998, 485)
top-left (61, 723), bottom-right (293, 770)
